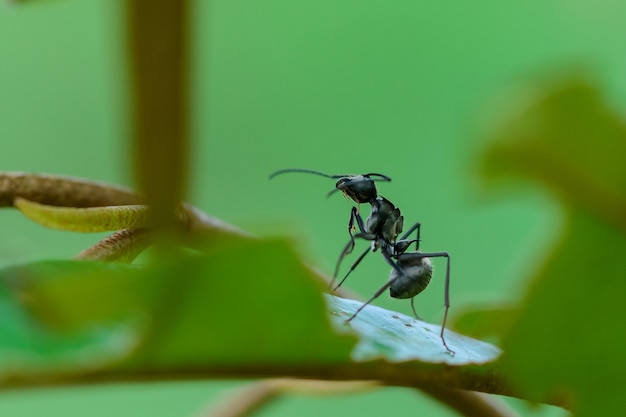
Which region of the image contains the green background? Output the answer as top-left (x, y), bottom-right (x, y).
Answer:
top-left (0, 0), bottom-right (624, 416)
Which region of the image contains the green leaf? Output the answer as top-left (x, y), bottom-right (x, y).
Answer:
top-left (481, 74), bottom-right (626, 413)
top-left (0, 239), bottom-right (356, 384)
top-left (482, 73), bottom-right (626, 232)
top-left (0, 238), bottom-right (503, 392)
top-left (503, 209), bottom-right (626, 411)
top-left (119, 239), bottom-right (357, 370)
top-left (326, 295), bottom-right (501, 364)
top-left (14, 198), bottom-right (147, 232)
top-left (451, 304), bottom-right (516, 342)
top-left (0, 261), bottom-right (142, 383)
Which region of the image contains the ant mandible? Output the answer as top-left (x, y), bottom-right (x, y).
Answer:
top-left (270, 168), bottom-right (454, 354)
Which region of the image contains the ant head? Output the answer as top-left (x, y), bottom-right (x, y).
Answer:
top-left (335, 175), bottom-right (378, 204)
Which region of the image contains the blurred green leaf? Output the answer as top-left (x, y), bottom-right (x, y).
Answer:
top-left (0, 261), bottom-right (141, 384)
top-left (483, 74), bottom-right (626, 232)
top-left (451, 304), bottom-right (516, 341)
top-left (120, 238), bottom-right (356, 370)
top-left (481, 74), bottom-right (626, 414)
top-left (0, 239), bottom-right (355, 385)
top-left (14, 198), bottom-right (147, 232)
top-left (0, 238), bottom-right (503, 392)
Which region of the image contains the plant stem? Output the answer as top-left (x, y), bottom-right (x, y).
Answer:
top-left (125, 0), bottom-right (190, 234)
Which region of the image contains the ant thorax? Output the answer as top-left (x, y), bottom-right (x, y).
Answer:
top-left (366, 197), bottom-right (403, 245)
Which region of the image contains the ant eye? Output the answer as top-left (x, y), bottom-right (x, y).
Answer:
top-left (335, 178), bottom-right (348, 188)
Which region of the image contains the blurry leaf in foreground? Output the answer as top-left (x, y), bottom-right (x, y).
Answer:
top-left (0, 261), bottom-right (142, 383)
top-left (0, 237), bottom-right (504, 392)
top-left (481, 74), bottom-right (626, 414)
top-left (482, 73), bottom-right (626, 233)
top-left (0, 239), bottom-right (356, 385)
top-left (120, 238), bottom-right (357, 369)
top-left (451, 304), bottom-right (517, 342)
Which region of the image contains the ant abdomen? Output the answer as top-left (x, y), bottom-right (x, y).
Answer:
top-left (389, 256), bottom-right (433, 299)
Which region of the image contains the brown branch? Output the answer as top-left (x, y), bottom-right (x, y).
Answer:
top-left (0, 172), bottom-right (141, 208)
top-left (0, 361), bottom-right (528, 405)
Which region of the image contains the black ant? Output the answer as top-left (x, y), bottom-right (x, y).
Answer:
top-left (270, 168), bottom-right (454, 354)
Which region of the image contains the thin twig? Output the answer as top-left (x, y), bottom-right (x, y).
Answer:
top-left (199, 379), bottom-right (520, 417)
top-left (420, 386), bottom-right (521, 417)
top-left (199, 379), bottom-right (377, 417)
top-left (74, 228), bottom-right (151, 263)
top-left (0, 172), bottom-right (141, 208)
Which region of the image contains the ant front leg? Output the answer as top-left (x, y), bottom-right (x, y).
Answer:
top-left (330, 207), bottom-right (369, 289)
top-left (333, 245), bottom-right (371, 291)
top-left (347, 206), bottom-right (368, 246)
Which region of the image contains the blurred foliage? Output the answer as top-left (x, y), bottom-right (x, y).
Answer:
top-left (481, 74), bottom-right (626, 415)
top-left (0, 235), bottom-right (502, 389)
top-left (1, 0), bottom-right (625, 415)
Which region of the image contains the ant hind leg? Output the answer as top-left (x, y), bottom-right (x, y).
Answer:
top-left (410, 297), bottom-right (423, 320)
top-left (399, 221), bottom-right (421, 250)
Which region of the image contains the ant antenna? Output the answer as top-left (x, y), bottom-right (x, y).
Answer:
top-left (269, 169), bottom-right (392, 184)
top-left (363, 173), bottom-right (392, 182)
top-left (269, 168), bottom-right (348, 180)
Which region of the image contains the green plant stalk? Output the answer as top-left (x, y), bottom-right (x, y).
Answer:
top-left (126, 0), bottom-right (190, 235)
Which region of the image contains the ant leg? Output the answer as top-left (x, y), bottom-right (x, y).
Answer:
top-left (346, 206), bottom-right (368, 252)
top-left (353, 207), bottom-right (368, 234)
top-left (333, 246), bottom-right (372, 291)
top-left (330, 207), bottom-right (369, 289)
top-left (331, 232), bottom-right (376, 289)
top-left (397, 251), bottom-right (454, 355)
top-left (345, 276), bottom-right (397, 323)
top-left (345, 249), bottom-right (406, 322)
top-left (399, 222), bottom-right (421, 250)
top-left (410, 297), bottom-right (423, 320)
top-left (330, 239), bottom-right (356, 289)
